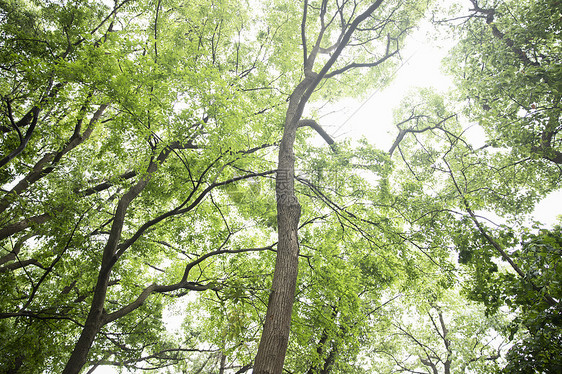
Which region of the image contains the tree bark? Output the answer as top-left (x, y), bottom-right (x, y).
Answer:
top-left (62, 265), bottom-right (112, 374)
top-left (62, 149), bottom-right (170, 374)
top-left (253, 77), bottom-right (309, 373)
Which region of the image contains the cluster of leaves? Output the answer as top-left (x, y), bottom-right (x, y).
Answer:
top-left (460, 225), bottom-right (562, 374)
top-left (446, 0), bottom-right (562, 170)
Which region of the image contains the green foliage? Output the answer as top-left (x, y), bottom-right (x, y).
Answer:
top-left (446, 0), bottom-right (562, 171)
top-left (368, 289), bottom-right (509, 374)
top-left (0, 0), bottom-right (287, 371)
top-left (503, 227), bottom-right (562, 373)
top-left (457, 224), bottom-right (562, 374)
top-left (434, 2), bottom-right (562, 370)
top-left (0, 0), bottom-right (559, 373)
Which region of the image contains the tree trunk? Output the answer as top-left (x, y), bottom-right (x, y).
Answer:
top-left (62, 153), bottom-right (167, 374)
top-left (252, 200), bottom-right (300, 373)
top-left (253, 78), bottom-right (309, 373)
top-left (219, 352), bottom-right (227, 374)
top-left (61, 266), bottom-right (111, 374)
top-left (253, 2), bottom-right (387, 371)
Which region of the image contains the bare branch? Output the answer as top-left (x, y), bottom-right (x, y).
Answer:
top-left (324, 47), bottom-right (399, 78)
top-left (302, 0), bottom-right (309, 68)
top-left (298, 119), bottom-right (336, 151)
top-left (0, 213), bottom-right (52, 241)
top-left (389, 114), bottom-right (457, 157)
top-left (0, 258), bottom-right (45, 273)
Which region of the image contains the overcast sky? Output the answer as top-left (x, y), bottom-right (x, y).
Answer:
top-left (314, 16), bottom-right (561, 228)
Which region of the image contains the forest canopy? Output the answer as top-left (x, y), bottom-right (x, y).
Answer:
top-left (0, 0), bottom-right (560, 373)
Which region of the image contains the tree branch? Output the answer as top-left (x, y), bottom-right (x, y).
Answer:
top-left (0, 213), bottom-right (52, 241)
top-left (444, 157), bottom-right (557, 307)
top-left (324, 48), bottom-right (399, 79)
top-left (298, 119), bottom-right (336, 151)
top-left (103, 244), bottom-right (275, 324)
top-left (388, 114), bottom-right (457, 157)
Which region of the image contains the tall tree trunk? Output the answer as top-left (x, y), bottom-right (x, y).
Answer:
top-left (62, 265), bottom-right (112, 374)
top-left (253, 77), bottom-right (311, 373)
top-left (219, 352), bottom-right (227, 374)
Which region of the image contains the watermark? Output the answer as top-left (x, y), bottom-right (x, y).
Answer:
top-left (226, 167), bottom-right (342, 206)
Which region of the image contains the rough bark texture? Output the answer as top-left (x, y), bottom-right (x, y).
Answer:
top-left (62, 266), bottom-right (112, 374)
top-left (253, 78), bottom-right (307, 373)
top-left (0, 213), bottom-right (51, 241)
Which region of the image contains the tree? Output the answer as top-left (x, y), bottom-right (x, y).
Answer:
top-left (439, 2), bottom-right (562, 370)
top-left (385, 69), bottom-right (561, 372)
top-left (253, 0), bottom-right (429, 371)
top-left (385, 43), bottom-right (560, 374)
top-left (370, 290), bottom-right (508, 374)
top-left (1, 0), bottom-right (431, 371)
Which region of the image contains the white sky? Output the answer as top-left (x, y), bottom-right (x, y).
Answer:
top-left (318, 19), bottom-right (454, 148)
top-left (314, 17), bottom-right (561, 228)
